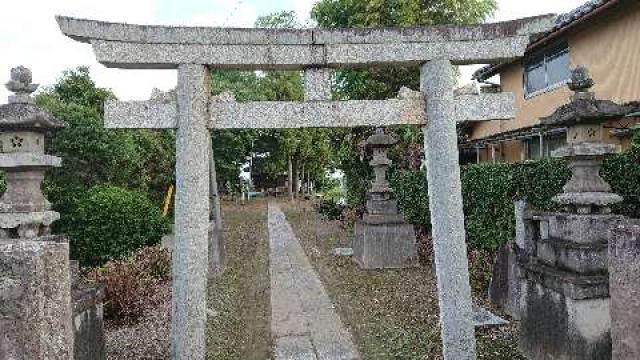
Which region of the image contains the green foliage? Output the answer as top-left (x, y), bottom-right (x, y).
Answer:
top-left (312, 0), bottom-right (497, 28)
top-left (256, 10), bottom-right (300, 29)
top-left (48, 66), bottom-right (115, 114)
top-left (38, 67), bottom-right (175, 210)
top-left (389, 169), bottom-right (430, 228)
top-left (311, 0), bottom-right (498, 205)
top-left (603, 148), bottom-right (640, 219)
top-left (62, 185), bottom-right (170, 266)
top-left (388, 154), bottom-right (639, 252)
top-left (318, 199), bottom-right (346, 220)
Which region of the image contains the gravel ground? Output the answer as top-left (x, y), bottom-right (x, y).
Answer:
top-left (105, 282), bottom-right (171, 360)
top-left (280, 200), bottom-right (524, 360)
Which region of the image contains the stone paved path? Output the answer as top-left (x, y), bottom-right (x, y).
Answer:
top-left (268, 203), bottom-right (360, 360)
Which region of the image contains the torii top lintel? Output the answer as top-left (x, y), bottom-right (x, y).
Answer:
top-left (56, 15), bottom-right (555, 70)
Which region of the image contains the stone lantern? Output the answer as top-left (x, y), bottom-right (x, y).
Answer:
top-left (0, 66), bottom-right (65, 238)
top-left (0, 66), bottom-right (76, 359)
top-left (518, 66), bottom-right (634, 360)
top-left (353, 128), bottom-right (418, 269)
top-left (542, 66), bottom-right (629, 214)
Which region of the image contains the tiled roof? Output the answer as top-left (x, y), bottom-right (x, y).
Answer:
top-left (472, 0), bottom-right (617, 81)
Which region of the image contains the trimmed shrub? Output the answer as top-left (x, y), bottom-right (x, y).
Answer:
top-left (603, 149), bottom-right (640, 219)
top-left (386, 151), bottom-right (639, 252)
top-left (390, 169), bottom-right (430, 229)
top-left (318, 199), bottom-right (345, 220)
top-left (62, 185), bottom-right (170, 266)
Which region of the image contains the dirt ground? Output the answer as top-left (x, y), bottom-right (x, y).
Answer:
top-left (206, 199), bottom-right (272, 360)
top-left (280, 200), bottom-right (524, 360)
top-left (105, 200), bottom-right (272, 360)
top-left (106, 198), bottom-right (523, 359)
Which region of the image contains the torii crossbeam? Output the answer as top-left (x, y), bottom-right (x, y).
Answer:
top-left (57, 14), bottom-right (555, 360)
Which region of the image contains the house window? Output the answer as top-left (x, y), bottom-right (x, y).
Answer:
top-left (526, 132), bottom-right (567, 159)
top-left (524, 42), bottom-right (570, 97)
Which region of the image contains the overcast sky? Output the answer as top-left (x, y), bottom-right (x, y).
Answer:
top-left (0, 0), bottom-right (587, 101)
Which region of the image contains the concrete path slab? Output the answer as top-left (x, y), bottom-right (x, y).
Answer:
top-left (268, 203), bottom-right (360, 360)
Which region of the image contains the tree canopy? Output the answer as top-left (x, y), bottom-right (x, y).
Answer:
top-left (310, 0), bottom-right (498, 207)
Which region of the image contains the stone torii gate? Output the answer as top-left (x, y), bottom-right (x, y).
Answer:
top-left (57, 15), bottom-right (554, 360)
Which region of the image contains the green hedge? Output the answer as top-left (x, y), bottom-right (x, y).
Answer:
top-left (61, 185), bottom-right (171, 266)
top-left (388, 148), bottom-right (640, 252)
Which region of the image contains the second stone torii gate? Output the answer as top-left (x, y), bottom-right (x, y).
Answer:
top-left (57, 14), bottom-right (554, 360)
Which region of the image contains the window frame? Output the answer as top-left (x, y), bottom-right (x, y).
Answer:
top-left (523, 41), bottom-right (571, 99)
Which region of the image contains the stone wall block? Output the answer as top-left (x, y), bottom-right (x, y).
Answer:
top-left (609, 224), bottom-right (640, 360)
top-left (0, 240), bottom-right (74, 359)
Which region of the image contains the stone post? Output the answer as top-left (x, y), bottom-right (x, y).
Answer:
top-left (420, 60), bottom-right (477, 359)
top-left (171, 64), bottom-right (210, 360)
top-left (609, 224), bottom-right (640, 360)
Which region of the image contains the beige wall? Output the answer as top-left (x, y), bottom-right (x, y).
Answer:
top-left (470, 1), bottom-right (640, 152)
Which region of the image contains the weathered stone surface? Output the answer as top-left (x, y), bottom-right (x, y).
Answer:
top-left (421, 60), bottom-right (476, 359)
top-left (0, 153), bottom-right (61, 168)
top-left (0, 211), bottom-right (60, 238)
top-left (268, 203), bottom-right (360, 360)
top-left (104, 92), bottom-right (515, 130)
top-left (0, 103), bottom-right (66, 129)
top-left (0, 239), bottom-right (74, 360)
top-left (58, 15), bottom-right (554, 69)
top-left (609, 224), bottom-right (640, 360)
top-left (92, 41), bottom-right (325, 70)
top-left (59, 15), bottom-right (554, 45)
top-left (353, 221), bottom-right (417, 269)
top-left (0, 171), bottom-right (51, 214)
top-left (171, 64), bottom-right (210, 360)
top-left (545, 214), bottom-right (623, 245)
top-left (514, 200), bottom-right (535, 254)
top-left (207, 222), bottom-right (224, 277)
top-left (455, 92), bottom-right (515, 122)
top-left (472, 303), bottom-right (509, 329)
top-left (325, 36), bottom-right (531, 66)
top-left (208, 143), bottom-right (224, 277)
top-left (159, 222), bottom-right (224, 278)
top-left (537, 238), bottom-right (608, 274)
top-left (56, 16), bottom-right (314, 45)
top-left (553, 192), bottom-right (623, 208)
top-left (304, 68), bottom-right (332, 101)
top-left (72, 286), bottom-right (105, 360)
top-left (552, 143), bottom-right (620, 158)
top-left (105, 99), bottom-right (177, 129)
top-left (520, 278), bottom-right (611, 360)
top-left (488, 243), bottom-right (522, 319)
top-left (314, 15), bottom-right (555, 43)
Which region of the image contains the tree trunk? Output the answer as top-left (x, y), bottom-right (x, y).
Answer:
top-left (295, 161), bottom-right (300, 199)
top-left (288, 155), bottom-right (294, 202)
top-left (301, 164), bottom-right (306, 195)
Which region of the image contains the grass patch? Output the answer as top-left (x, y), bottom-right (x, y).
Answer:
top-left (207, 200), bottom-right (272, 360)
top-left (281, 200), bottom-right (524, 360)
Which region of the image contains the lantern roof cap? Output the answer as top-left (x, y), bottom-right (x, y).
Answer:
top-left (541, 66), bottom-right (632, 126)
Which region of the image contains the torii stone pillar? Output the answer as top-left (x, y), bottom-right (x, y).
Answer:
top-left (208, 143), bottom-right (224, 275)
top-left (421, 60), bottom-right (476, 359)
top-left (171, 64), bottom-right (210, 360)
